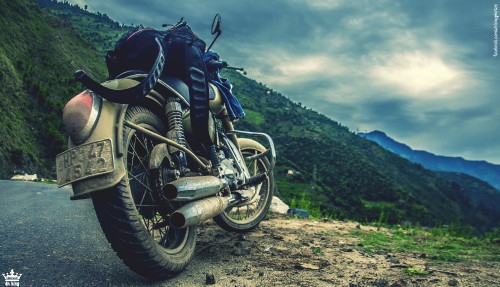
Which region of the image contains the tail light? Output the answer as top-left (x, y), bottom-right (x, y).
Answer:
top-left (62, 90), bottom-right (101, 144)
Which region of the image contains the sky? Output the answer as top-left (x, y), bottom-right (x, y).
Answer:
top-left (68, 0), bottom-right (500, 164)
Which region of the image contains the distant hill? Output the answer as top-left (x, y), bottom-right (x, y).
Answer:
top-left (0, 0), bottom-right (497, 231)
top-left (358, 130), bottom-right (500, 190)
top-left (436, 171), bottom-right (500, 214)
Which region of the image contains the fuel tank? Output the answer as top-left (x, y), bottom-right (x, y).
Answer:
top-left (182, 83), bottom-right (223, 144)
top-left (208, 82), bottom-right (224, 116)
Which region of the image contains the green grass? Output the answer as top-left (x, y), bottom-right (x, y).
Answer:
top-left (349, 226), bottom-right (500, 262)
top-left (242, 109), bottom-right (265, 126)
top-left (404, 267), bottom-right (428, 276)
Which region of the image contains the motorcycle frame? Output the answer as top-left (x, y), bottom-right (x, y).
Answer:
top-left (67, 75), bottom-right (275, 200)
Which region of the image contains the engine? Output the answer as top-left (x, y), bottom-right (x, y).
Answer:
top-left (217, 135), bottom-right (250, 189)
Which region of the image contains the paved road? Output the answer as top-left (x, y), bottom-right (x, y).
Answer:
top-left (0, 180), bottom-right (211, 287)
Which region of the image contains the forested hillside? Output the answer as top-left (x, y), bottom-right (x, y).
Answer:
top-left (228, 71), bottom-right (499, 230)
top-left (0, 0), bottom-right (107, 178)
top-left (1, 0), bottom-right (497, 231)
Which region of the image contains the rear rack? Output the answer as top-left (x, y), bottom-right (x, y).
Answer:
top-left (227, 130), bottom-right (276, 174)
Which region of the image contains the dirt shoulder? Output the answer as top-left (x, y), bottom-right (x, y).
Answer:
top-left (165, 215), bottom-right (499, 287)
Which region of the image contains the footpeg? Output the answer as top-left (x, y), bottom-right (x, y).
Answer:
top-left (244, 173), bottom-right (267, 187)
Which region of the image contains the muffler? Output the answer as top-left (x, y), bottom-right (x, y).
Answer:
top-left (170, 196), bottom-right (232, 228)
top-left (169, 189), bottom-right (255, 229)
top-left (163, 176), bottom-right (227, 201)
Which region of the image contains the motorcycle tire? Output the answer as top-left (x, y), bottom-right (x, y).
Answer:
top-left (92, 105), bottom-right (196, 280)
top-left (213, 144), bottom-right (275, 233)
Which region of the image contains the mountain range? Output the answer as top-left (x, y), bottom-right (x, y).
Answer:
top-left (0, 0), bottom-right (498, 231)
top-left (358, 130), bottom-right (500, 191)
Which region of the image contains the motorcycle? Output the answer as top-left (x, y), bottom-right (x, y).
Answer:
top-left (55, 15), bottom-right (275, 280)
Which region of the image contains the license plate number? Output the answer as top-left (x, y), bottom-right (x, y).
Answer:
top-left (56, 139), bottom-right (115, 187)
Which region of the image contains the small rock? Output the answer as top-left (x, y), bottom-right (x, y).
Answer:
top-left (295, 263), bottom-right (320, 270)
top-left (272, 234), bottom-right (284, 240)
top-left (389, 279), bottom-right (407, 287)
top-left (238, 234), bottom-right (247, 241)
top-left (321, 260), bottom-right (331, 267)
top-left (356, 224), bottom-right (361, 229)
top-left (259, 271), bottom-right (264, 277)
top-left (270, 196), bottom-right (289, 214)
top-left (387, 256), bottom-right (400, 264)
top-left (229, 267), bottom-right (240, 276)
top-left (288, 208), bottom-right (309, 219)
top-left (342, 248), bottom-right (354, 252)
top-left (419, 253), bottom-right (427, 259)
top-left (448, 279), bottom-right (459, 286)
top-left (371, 279), bottom-right (389, 287)
top-left (349, 283), bottom-right (360, 287)
top-left (205, 273), bottom-right (216, 285)
top-left (231, 242), bottom-right (250, 256)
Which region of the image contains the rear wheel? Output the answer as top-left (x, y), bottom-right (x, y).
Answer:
top-left (92, 106), bottom-right (196, 280)
top-left (213, 140), bottom-right (274, 232)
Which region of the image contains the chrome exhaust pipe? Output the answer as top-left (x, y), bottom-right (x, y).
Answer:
top-left (170, 196), bottom-right (233, 228)
top-left (163, 176), bottom-right (227, 201)
top-left (169, 189), bottom-right (256, 229)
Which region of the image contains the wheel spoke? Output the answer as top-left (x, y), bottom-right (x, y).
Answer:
top-left (222, 149), bottom-right (272, 224)
top-left (123, 114), bottom-right (190, 252)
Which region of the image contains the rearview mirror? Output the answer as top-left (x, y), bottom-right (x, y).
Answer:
top-left (207, 14), bottom-right (222, 51)
top-left (211, 14), bottom-right (221, 35)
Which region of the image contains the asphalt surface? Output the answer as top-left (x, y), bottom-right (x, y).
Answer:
top-left (0, 180), bottom-right (175, 286)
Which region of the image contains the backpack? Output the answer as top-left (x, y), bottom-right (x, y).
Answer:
top-left (105, 24), bottom-right (206, 81)
top-left (105, 23), bottom-right (213, 146)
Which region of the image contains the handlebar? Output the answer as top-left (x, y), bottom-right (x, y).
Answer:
top-left (207, 60), bottom-right (246, 75)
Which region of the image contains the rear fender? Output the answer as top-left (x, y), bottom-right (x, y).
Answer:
top-left (69, 99), bottom-right (126, 199)
top-left (69, 79), bottom-right (143, 199)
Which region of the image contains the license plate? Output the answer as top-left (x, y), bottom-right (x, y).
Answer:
top-left (56, 139), bottom-right (115, 187)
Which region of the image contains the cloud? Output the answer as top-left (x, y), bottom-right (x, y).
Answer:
top-left (370, 51), bottom-right (465, 97)
top-left (65, 0), bottom-right (500, 163)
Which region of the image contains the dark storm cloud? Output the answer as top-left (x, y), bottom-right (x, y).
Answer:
top-left (70, 0), bottom-right (500, 163)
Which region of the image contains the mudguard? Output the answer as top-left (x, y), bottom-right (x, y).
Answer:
top-left (68, 101), bottom-right (126, 199)
top-left (237, 138), bottom-right (266, 154)
top-left (68, 79), bottom-right (140, 200)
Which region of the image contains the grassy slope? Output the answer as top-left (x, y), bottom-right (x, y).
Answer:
top-left (0, 0), bottom-right (107, 178)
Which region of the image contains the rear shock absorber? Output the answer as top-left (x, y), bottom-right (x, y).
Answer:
top-left (165, 98), bottom-right (188, 170)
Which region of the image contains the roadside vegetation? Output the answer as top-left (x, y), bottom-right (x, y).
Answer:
top-left (350, 224), bottom-right (500, 262)
top-left (286, 190), bottom-right (499, 263)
